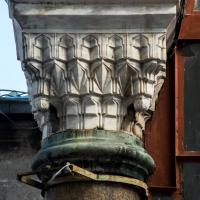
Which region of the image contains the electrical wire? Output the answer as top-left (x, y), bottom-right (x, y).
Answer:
top-left (0, 109), bottom-right (39, 130)
top-left (0, 90), bottom-right (38, 130)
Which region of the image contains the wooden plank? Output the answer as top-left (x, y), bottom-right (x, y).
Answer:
top-left (145, 59), bottom-right (175, 188)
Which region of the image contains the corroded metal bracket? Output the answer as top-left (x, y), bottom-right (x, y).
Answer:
top-left (17, 171), bottom-right (43, 190)
top-left (17, 163), bottom-right (149, 197)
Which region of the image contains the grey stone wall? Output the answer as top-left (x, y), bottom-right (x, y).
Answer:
top-left (0, 113), bottom-right (42, 200)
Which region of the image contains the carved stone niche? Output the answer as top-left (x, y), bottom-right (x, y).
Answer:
top-left (7, 0), bottom-right (177, 199)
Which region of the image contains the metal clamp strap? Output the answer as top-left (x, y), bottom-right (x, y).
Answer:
top-left (18, 162), bottom-right (149, 196)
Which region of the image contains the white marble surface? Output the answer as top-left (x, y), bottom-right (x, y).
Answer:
top-left (7, 0), bottom-right (177, 139)
top-left (21, 33), bottom-right (166, 139)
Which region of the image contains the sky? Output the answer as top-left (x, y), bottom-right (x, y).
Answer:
top-left (0, 1), bottom-right (27, 92)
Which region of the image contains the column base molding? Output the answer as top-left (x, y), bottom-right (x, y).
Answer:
top-left (32, 129), bottom-right (155, 181)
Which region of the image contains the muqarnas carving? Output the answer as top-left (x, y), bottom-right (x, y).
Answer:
top-left (22, 33), bottom-right (166, 139)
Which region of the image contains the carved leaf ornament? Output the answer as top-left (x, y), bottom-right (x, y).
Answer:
top-left (22, 33), bottom-right (166, 139)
